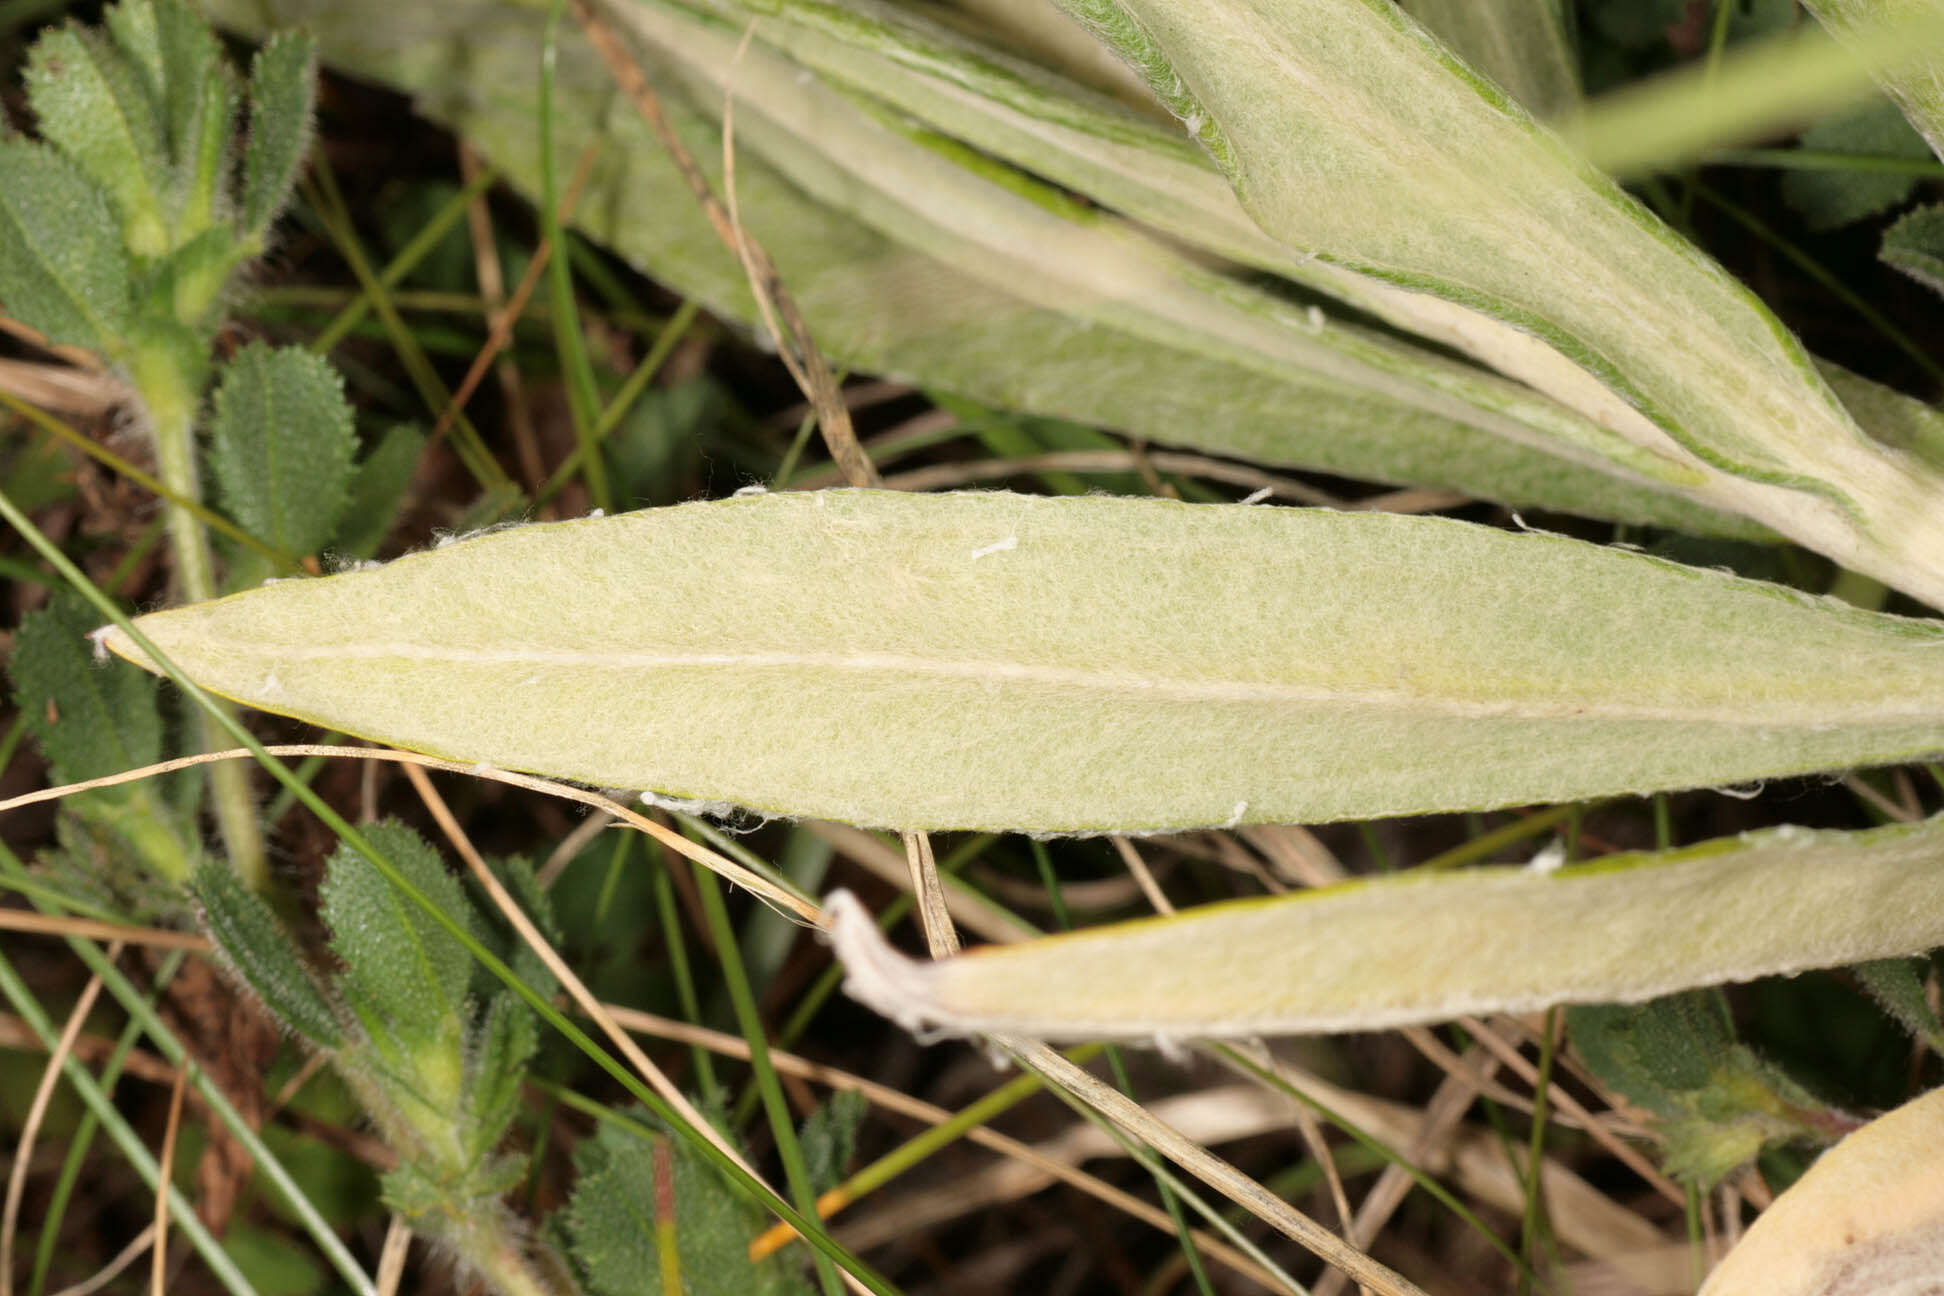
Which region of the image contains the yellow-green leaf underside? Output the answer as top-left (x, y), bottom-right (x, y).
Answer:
top-left (830, 815), bottom-right (1944, 1039)
top-left (104, 491), bottom-right (1944, 832)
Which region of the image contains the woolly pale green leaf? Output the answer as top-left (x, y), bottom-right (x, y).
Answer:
top-left (567, 1120), bottom-right (807, 1296)
top-left (0, 140), bottom-right (132, 352)
top-left (100, 489), bottom-right (1944, 832)
top-left (241, 31), bottom-right (316, 236)
top-left (1700, 1086), bottom-right (1944, 1295)
top-left (1399, 0), bottom-right (1579, 116)
top-left (194, 860), bottom-right (345, 1047)
top-left (1780, 100), bottom-right (1933, 230)
top-left (830, 813), bottom-right (1944, 1039)
top-left (1057, 0), bottom-right (1944, 608)
top-left (210, 342), bottom-right (358, 558)
top-left (25, 24), bottom-right (171, 257)
top-left (1881, 202), bottom-right (1944, 297)
top-left (1803, 0), bottom-right (1944, 162)
top-left (320, 820), bottom-right (476, 1055)
top-left (197, 0), bottom-right (1774, 538)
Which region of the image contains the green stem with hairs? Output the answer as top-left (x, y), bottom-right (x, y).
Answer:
top-left (130, 340), bottom-right (268, 891)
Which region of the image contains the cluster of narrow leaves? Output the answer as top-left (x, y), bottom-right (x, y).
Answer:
top-left (194, 824), bottom-right (550, 1252)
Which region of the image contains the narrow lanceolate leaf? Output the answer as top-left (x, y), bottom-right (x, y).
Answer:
top-left (100, 490), bottom-right (1944, 832)
top-left (829, 815), bottom-right (1944, 1040)
top-left (241, 31), bottom-right (316, 236)
top-left (0, 140), bottom-right (132, 352)
top-left (1803, 0), bottom-right (1944, 162)
top-left (1700, 1085), bottom-right (1944, 1295)
top-left (1058, 0), bottom-right (1944, 608)
top-left (209, 342), bottom-right (358, 558)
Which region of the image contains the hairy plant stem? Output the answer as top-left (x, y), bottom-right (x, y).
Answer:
top-left (130, 344), bottom-right (268, 891)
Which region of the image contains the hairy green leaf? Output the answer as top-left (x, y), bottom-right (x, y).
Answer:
top-left (241, 31), bottom-right (316, 236)
top-left (12, 593), bottom-right (162, 782)
top-left (210, 342), bottom-right (358, 558)
top-left (9, 592), bottom-right (193, 881)
top-left (1881, 201), bottom-right (1944, 296)
top-left (25, 23), bottom-right (170, 257)
top-left (1700, 1086), bottom-right (1944, 1295)
top-left (1570, 992), bottom-right (1830, 1184)
top-left (0, 139), bottom-right (132, 352)
top-left (467, 990), bottom-right (537, 1160)
top-left (1850, 957), bottom-right (1944, 1052)
top-left (829, 813), bottom-right (1944, 1039)
top-left (568, 1120), bottom-right (806, 1296)
top-left (101, 490), bottom-right (1944, 832)
top-left (1056, 0), bottom-right (1944, 608)
top-left (320, 820), bottom-right (476, 1058)
top-left (800, 1089), bottom-right (868, 1197)
top-left (332, 423), bottom-right (425, 560)
top-left (1780, 100), bottom-right (1932, 230)
top-left (194, 860), bottom-right (345, 1047)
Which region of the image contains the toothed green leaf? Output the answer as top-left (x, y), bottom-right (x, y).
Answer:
top-left (800, 1089), bottom-right (868, 1197)
top-left (194, 860), bottom-right (345, 1047)
top-left (1881, 202), bottom-right (1944, 297)
top-left (241, 31), bottom-right (316, 235)
top-left (209, 342), bottom-right (359, 558)
top-left (1780, 100), bottom-right (1932, 230)
top-left (0, 139), bottom-right (132, 351)
top-left (25, 23), bottom-right (170, 257)
top-left (567, 1119), bottom-right (807, 1296)
top-left (8, 593), bottom-right (193, 881)
top-left (320, 820), bottom-right (477, 1055)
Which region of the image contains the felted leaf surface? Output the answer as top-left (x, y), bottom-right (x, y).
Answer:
top-left (209, 342), bottom-right (358, 558)
top-left (1803, 0), bottom-right (1944, 162)
top-left (1699, 1085), bottom-right (1944, 1295)
top-left (197, 0), bottom-right (1774, 538)
top-left (1398, 0), bottom-right (1579, 117)
top-left (1059, 0), bottom-right (1944, 607)
top-left (0, 139), bottom-right (132, 352)
top-left (100, 490), bottom-right (1944, 832)
top-left (829, 814), bottom-right (1944, 1039)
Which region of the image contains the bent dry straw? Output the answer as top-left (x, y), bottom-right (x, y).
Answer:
top-left (100, 489), bottom-right (1944, 832)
